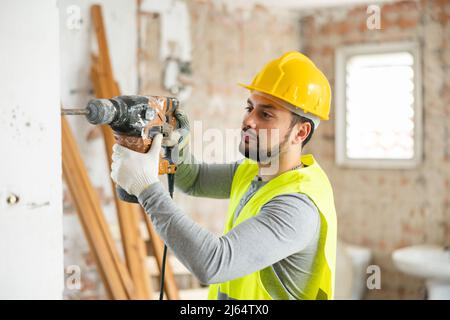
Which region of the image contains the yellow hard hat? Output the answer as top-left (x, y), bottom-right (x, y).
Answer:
top-left (239, 51), bottom-right (331, 121)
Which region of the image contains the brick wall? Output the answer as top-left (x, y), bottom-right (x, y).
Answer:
top-left (300, 0), bottom-right (450, 299)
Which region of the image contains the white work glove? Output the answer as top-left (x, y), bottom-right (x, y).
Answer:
top-left (111, 134), bottom-right (163, 197)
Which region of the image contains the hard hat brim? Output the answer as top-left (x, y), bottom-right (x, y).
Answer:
top-left (237, 82), bottom-right (329, 121)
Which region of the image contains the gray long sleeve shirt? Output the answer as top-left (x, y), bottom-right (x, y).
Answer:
top-left (138, 155), bottom-right (321, 300)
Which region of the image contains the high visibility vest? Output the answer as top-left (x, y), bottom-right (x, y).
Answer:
top-left (207, 154), bottom-right (337, 300)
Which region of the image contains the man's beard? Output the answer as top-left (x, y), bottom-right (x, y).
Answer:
top-left (238, 128), bottom-right (291, 165)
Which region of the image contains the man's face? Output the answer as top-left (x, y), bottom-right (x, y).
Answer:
top-left (238, 91), bottom-right (295, 164)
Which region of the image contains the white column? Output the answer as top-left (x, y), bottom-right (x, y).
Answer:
top-left (0, 0), bottom-right (63, 299)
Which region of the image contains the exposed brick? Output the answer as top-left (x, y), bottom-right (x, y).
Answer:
top-left (331, 21), bottom-right (346, 35)
top-left (83, 251), bottom-right (96, 267)
top-left (347, 6), bottom-right (369, 20)
top-left (398, 16), bottom-right (419, 29)
top-left (382, 0), bottom-right (419, 15)
top-left (300, 0), bottom-right (450, 300)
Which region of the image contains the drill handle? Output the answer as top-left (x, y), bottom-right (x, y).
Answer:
top-left (113, 132), bottom-right (177, 175)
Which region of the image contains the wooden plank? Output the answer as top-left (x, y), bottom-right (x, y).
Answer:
top-left (90, 65), bottom-right (151, 300)
top-left (90, 4), bottom-right (179, 300)
top-left (90, 5), bottom-right (117, 97)
top-left (90, 4), bottom-right (152, 300)
top-left (62, 116), bottom-right (132, 299)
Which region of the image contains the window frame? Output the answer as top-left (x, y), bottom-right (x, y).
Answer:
top-left (335, 41), bottom-right (423, 169)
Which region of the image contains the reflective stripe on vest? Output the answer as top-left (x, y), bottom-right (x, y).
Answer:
top-left (207, 154), bottom-right (337, 300)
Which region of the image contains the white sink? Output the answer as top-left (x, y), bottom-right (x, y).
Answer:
top-left (392, 245), bottom-right (450, 299)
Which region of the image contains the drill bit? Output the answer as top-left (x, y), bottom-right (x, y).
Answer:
top-left (61, 108), bottom-right (90, 116)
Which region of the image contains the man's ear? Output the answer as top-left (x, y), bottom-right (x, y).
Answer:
top-left (292, 121), bottom-right (311, 146)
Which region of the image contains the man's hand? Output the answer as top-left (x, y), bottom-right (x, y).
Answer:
top-left (111, 134), bottom-right (163, 197)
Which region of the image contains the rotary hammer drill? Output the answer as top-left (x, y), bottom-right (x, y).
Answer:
top-left (62, 95), bottom-right (188, 203)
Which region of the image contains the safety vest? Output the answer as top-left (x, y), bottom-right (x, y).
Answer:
top-left (207, 154), bottom-right (337, 300)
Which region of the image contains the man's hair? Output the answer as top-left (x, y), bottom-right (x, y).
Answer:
top-left (289, 113), bottom-right (315, 148)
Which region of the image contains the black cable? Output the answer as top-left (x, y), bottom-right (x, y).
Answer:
top-left (159, 244), bottom-right (168, 300)
top-left (159, 173), bottom-right (175, 300)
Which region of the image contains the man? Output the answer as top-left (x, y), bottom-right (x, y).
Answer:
top-left (111, 51), bottom-right (337, 300)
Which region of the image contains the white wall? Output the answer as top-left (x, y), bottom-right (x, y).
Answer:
top-left (0, 0), bottom-right (63, 299)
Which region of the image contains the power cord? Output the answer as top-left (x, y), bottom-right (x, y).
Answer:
top-left (159, 173), bottom-right (175, 300)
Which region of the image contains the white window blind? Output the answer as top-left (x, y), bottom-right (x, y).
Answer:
top-left (335, 42), bottom-right (422, 168)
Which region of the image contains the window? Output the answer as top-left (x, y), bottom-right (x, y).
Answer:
top-left (335, 42), bottom-right (422, 169)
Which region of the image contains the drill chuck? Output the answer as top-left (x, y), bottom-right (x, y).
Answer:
top-left (61, 99), bottom-right (117, 125)
top-left (62, 95), bottom-right (179, 137)
top-left (85, 99), bottom-right (117, 125)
